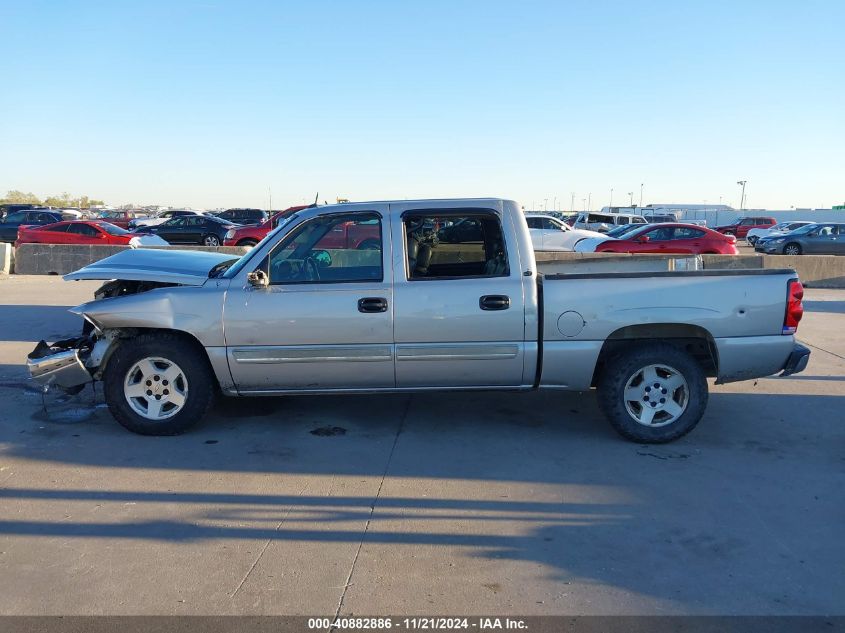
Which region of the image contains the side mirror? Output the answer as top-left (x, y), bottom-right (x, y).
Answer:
top-left (312, 249), bottom-right (332, 268)
top-left (247, 269), bottom-right (269, 288)
top-left (637, 235), bottom-right (650, 243)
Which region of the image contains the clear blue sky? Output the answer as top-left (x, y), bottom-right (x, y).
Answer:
top-left (2, 0), bottom-right (843, 210)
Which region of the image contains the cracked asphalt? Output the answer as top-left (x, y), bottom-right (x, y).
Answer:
top-left (0, 275), bottom-right (842, 615)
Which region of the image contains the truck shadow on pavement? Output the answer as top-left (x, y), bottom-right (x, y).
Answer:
top-left (0, 370), bottom-right (843, 611)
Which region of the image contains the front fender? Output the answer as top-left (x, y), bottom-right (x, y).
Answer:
top-left (70, 284), bottom-right (228, 347)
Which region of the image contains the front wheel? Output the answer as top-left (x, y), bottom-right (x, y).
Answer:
top-left (597, 343), bottom-right (708, 443)
top-left (103, 333), bottom-right (215, 435)
top-left (237, 239), bottom-right (258, 247)
top-left (783, 243), bottom-right (802, 255)
top-left (203, 235), bottom-right (221, 247)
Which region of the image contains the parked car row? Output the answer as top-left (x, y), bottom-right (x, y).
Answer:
top-left (2, 207), bottom-right (281, 248)
top-left (755, 223), bottom-right (845, 255)
top-left (15, 221), bottom-right (169, 248)
top-left (574, 223), bottom-right (739, 255)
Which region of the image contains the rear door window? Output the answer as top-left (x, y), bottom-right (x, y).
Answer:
top-left (404, 212), bottom-right (509, 280)
top-left (67, 223), bottom-right (99, 237)
top-left (674, 227), bottom-right (705, 239)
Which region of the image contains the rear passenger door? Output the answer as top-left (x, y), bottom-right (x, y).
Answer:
top-left (392, 206), bottom-right (527, 388)
top-left (806, 224), bottom-right (839, 254)
top-left (834, 225), bottom-right (845, 255)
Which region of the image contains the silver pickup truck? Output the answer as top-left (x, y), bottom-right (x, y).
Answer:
top-left (27, 198), bottom-right (810, 443)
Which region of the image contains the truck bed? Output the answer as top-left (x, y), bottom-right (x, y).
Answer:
top-left (538, 268), bottom-right (798, 389)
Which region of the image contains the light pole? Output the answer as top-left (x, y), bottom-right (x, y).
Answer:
top-left (587, 193), bottom-right (591, 211)
top-left (737, 180), bottom-right (747, 211)
top-left (628, 191), bottom-right (634, 206)
top-left (639, 183), bottom-right (644, 207)
top-left (570, 192), bottom-right (575, 212)
top-left (610, 188), bottom-right (614, 208)
top-left (553, 196), bottom-right (557, 212)
top-left (582, 198), bottom-right (587, 212)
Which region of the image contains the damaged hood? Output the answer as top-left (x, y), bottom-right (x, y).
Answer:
top-left (63, 248), bottom-right (239, 285)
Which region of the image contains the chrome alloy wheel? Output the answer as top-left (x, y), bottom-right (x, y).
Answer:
top-left (204, 235), bottom-right (220, 246)
top-left (623, 363), bottom-right (689, 427)
top-left (124, 357), bottom-right (188, 420)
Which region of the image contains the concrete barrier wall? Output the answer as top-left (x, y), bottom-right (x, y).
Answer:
top-left (759, 255), bottom-right (845, 289)
top-left (537, 251), bottom-right (845, 287)
top-left (7, 243), bottom-right (845, 288)
top-left (0, 242), bottom-right (12, 275)
top-left (536, 251), bottom-right (702, 274)
top-left (13, 244), bottom-right (249, 275)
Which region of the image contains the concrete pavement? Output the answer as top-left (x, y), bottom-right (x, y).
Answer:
top-left (0, 275), bottom-right (842, 615)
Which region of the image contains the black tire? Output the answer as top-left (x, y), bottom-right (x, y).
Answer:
top-left (103, 332), bottom-right (215, 436)
top-left (783, 242), bottom-right (802, 255)
top-left (237, 239), bottom-right (258, 247)
top-left (596, 343), bottom-right (708, 443)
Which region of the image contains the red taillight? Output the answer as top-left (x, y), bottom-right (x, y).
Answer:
top-left (783, 279), bottom-right (804, 334)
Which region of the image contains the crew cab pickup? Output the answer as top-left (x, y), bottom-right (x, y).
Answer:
top-left (27, 198), bottom-right (810, 443)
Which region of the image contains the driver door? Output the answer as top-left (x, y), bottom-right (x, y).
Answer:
top-left (223, 210), bottom-right (395, 392)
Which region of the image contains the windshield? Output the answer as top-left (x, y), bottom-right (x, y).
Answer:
top-left (220, 213), bottom-right (300, 279)
top-left (98, 222), bottom-right (129, 235)
top-left (606, 225), bottom-right (637, 238)
top-left (609, 225), bottom-right (649, 240)
top-left (785, 223), bottom-right (819, 235)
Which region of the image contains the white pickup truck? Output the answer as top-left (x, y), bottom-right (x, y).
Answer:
top-left (27, 198), bottom-right (810, 443)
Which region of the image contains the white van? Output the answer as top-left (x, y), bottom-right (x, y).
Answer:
top-left (573, 212), bottom-right (647, 233)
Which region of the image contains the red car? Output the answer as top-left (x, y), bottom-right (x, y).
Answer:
top-left (713, 216), bottom-right (776, 238)
top-left (15, 220), bottom-right (165, 247)
top-left (223, 204), bottom-right (314, 246)
top-left (95, 210), bottom-right (149, 229)
top-left (594, 223), bottom-right (738, 255)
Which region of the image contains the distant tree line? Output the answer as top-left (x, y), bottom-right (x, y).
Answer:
top-left (1, 190), bottom-right (105, 209)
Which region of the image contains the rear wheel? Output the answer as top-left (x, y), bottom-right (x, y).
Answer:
top-left (103, 333), bottom-right (215, 435)
top-left (784, 243), bottom-right (802, 255)
top-left (203, 235), bottom-right (220, 247)
top-left (597, 343), bottom-right (708, 443)
top-left (237, 238), bottom-right (258, 247)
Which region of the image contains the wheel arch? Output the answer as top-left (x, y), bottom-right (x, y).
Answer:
top-left (93, 327), bottom-right (226, 391)
top-left (591, 323), bottom-right (718, 387)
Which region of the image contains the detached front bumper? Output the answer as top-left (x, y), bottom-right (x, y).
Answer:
top-left (780, 343), bottom-right (811, 377)
top-left (27, 338), bottom-right (93, 390)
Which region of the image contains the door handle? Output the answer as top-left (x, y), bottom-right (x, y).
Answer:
top-left (358, 297), bottom-right (388, 313)
top-left (479, 295), bottom-right (510, 311)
